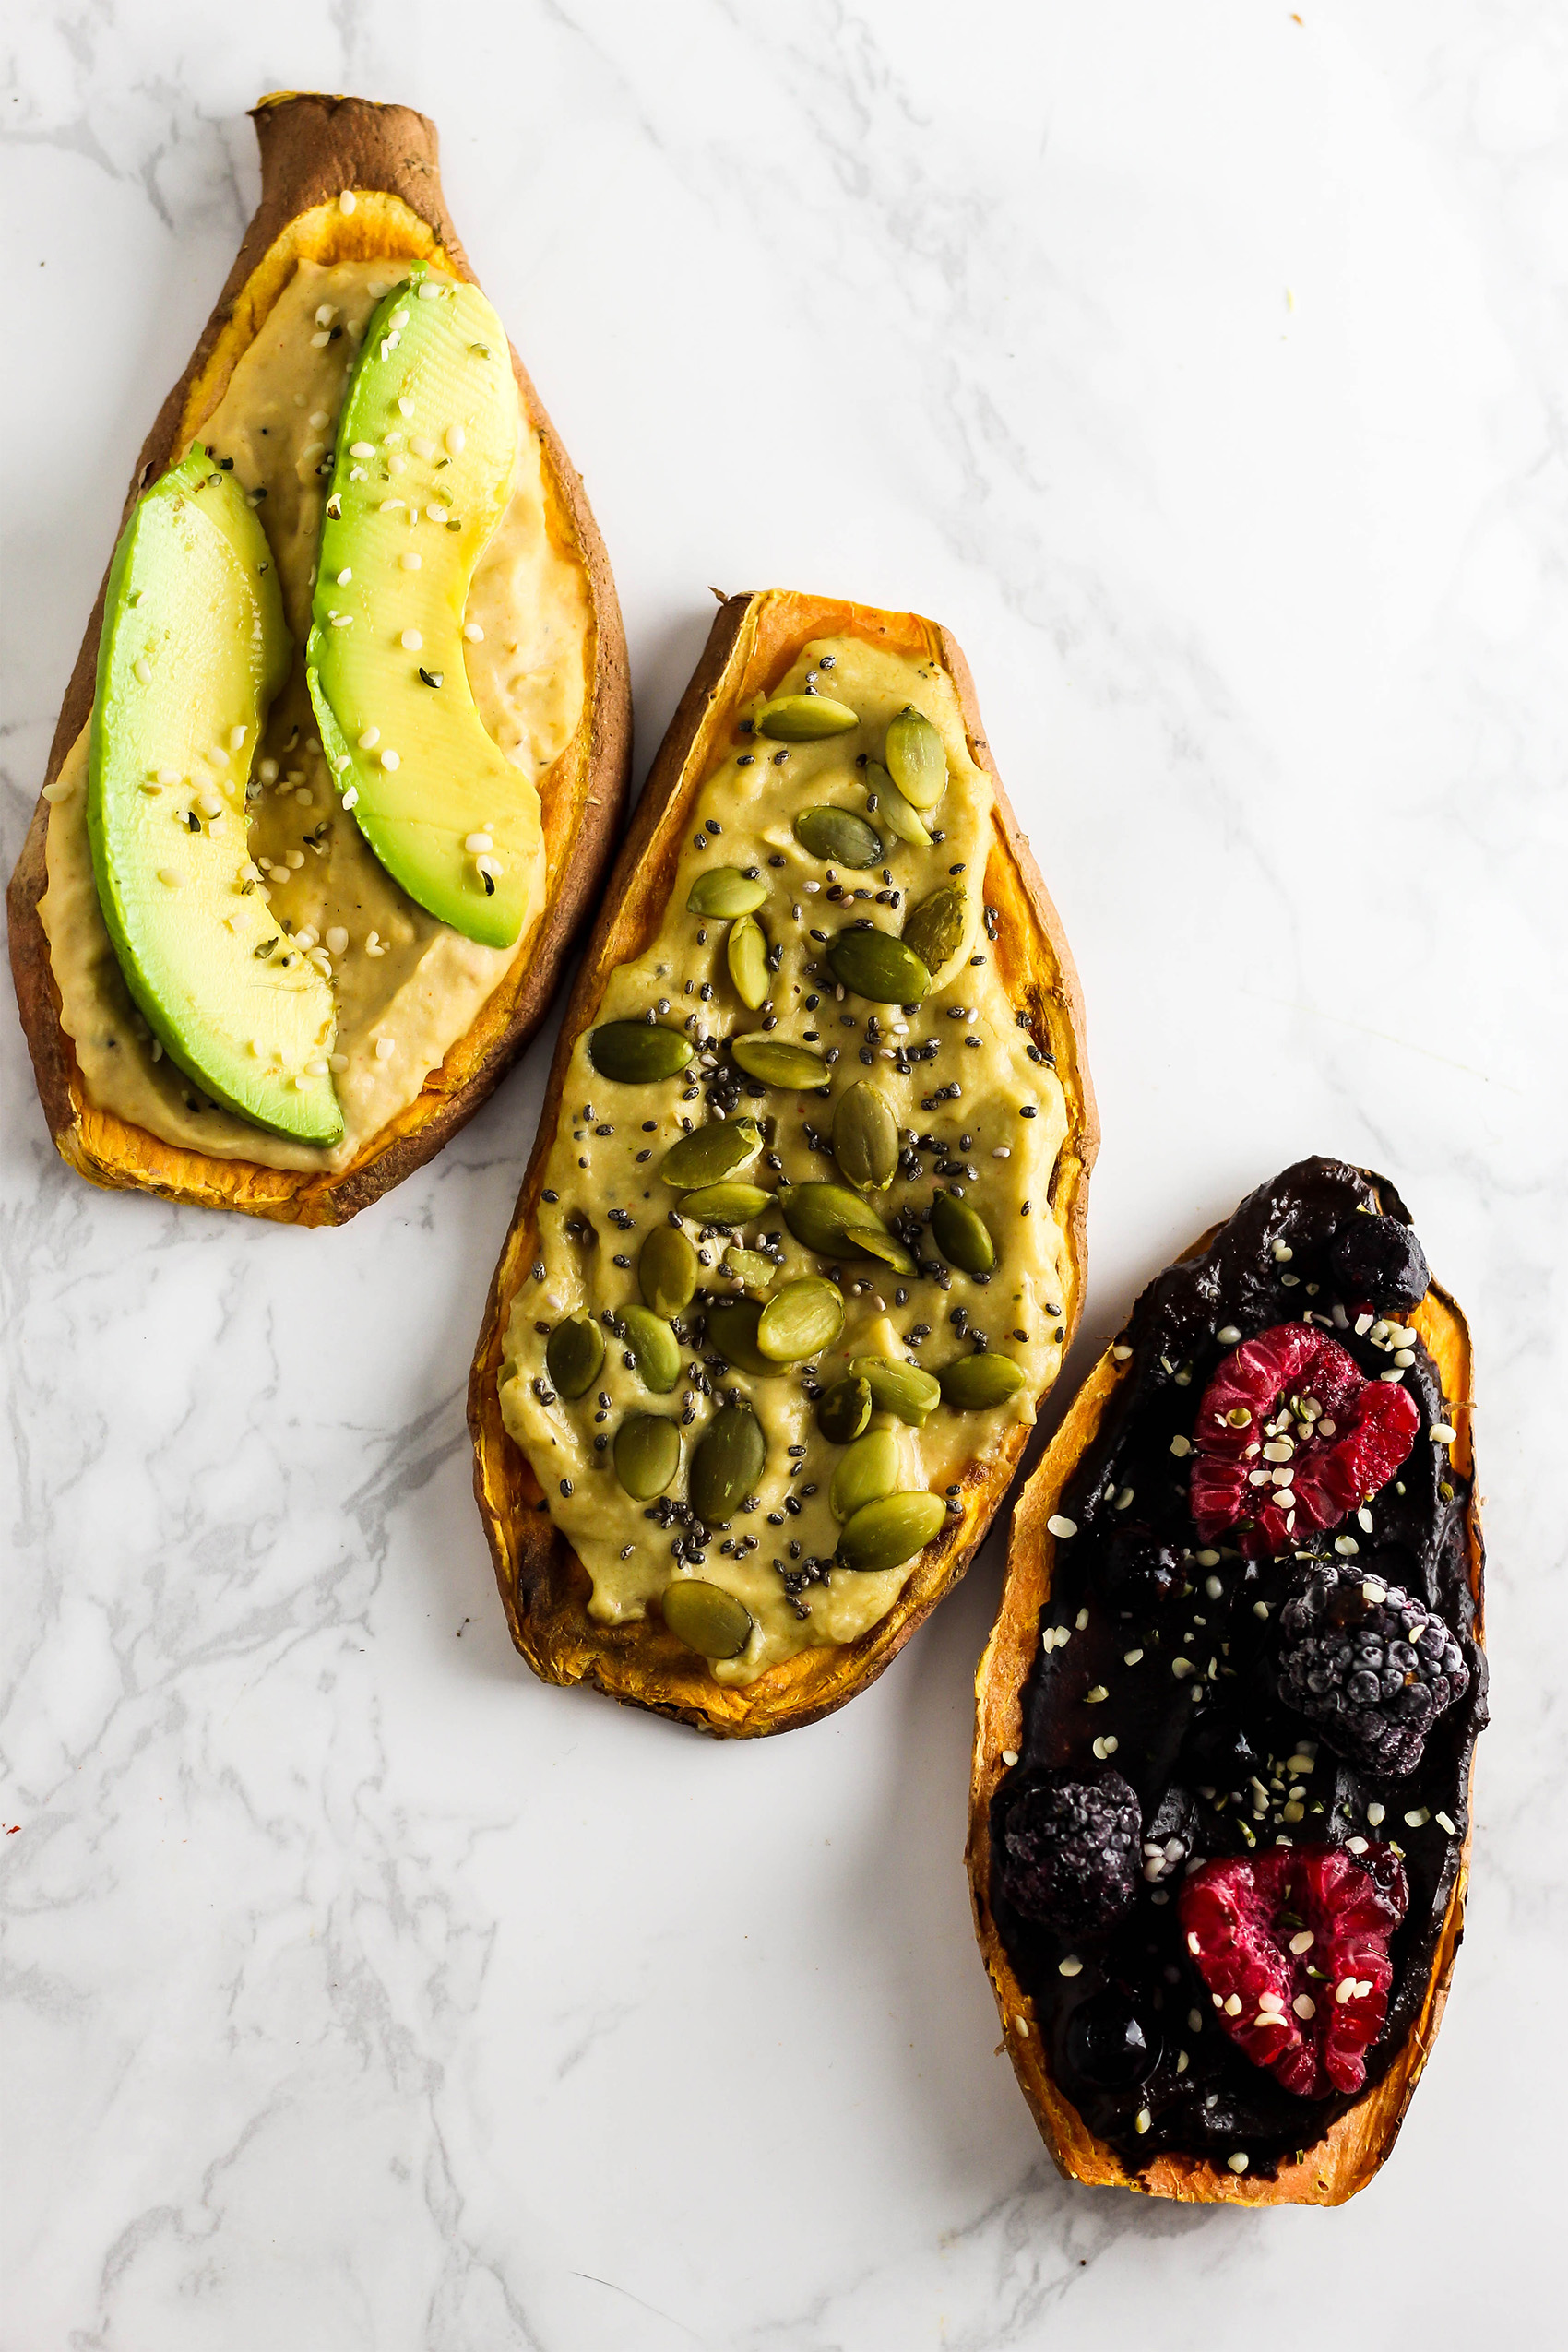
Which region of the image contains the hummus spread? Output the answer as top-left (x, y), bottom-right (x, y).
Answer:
top-left (498, 635), bottom-right (1074, 1682)
top-left (38, 257), bottom-right (589, 1170)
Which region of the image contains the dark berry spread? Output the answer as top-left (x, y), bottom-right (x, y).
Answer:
top-left (990, 1158), bottom-right (1486, 2177)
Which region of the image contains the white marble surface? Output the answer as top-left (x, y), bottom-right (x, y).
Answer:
top-left (3, 3), bottom-right (1564, 2344)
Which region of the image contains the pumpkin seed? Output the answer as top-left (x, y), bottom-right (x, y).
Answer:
top-left (883, 704), bottom-right (947, 809)
top-left (616, 1303), bottom-right (682, 1393)
top-left (779, 1181), bottom-right (892, 1257)
top-left (830, 1428), bottom-right (900, 1523)
top-left (679, 1182), bottom-right (771, 1225)
top-left (661, 1577), bottom-right (754, 1659)
top-left (902, 883), bottom-right (966, 976)
top-left (865, 759), bottom-right (931, 846)
top-left (723, 1246), bottom-right (778, 1292)
top-left (849, 1355), bottom-right (942, 1424)
top-left (613, 1413), bottom-right (682, 1499)
top-left (686, 866), bottom-right (767, 919)
top-left (544, 1312), bottom-right (603, 1400)
top-left (754, 694), bottom-right (859, 741)
top-left (638, 1225), bottom-right (697, 1318)
top-left (689, 1401), bottom-right (766, 1524)
top-left (816, 1374), bottom-right (873, 1444)
top-left (837, 1489), bottom-right (947, 1573)
top-left (588, 1020), bottom-right (695, 1084)
top-left (931, 1189), bottom-right (997, 1277)
top-left (826, 926), bottom-right (931, 1005)
top-left (832, 1081), bottom-right (899, 1192)
top-left (847, 1224), bottom-right (917, 1276)
top-left (793, 805), bottom-right (884, 868)
top-left (727, 913), bottom-right (769, 1010)
top-left (757, 1276), bottom-right (845, 1362)
top-left (660, 1116), bottom-right (762, 1191)
top-left (730, 1036), bottom-right (830, 1090)
top-left (939, 1352), bottom-right (1027, 1410)
top-left (704, 1299), bottom-right (779, 1378)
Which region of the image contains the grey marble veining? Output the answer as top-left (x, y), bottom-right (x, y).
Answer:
top-left (3, 3), bottom-right (1564, 2346)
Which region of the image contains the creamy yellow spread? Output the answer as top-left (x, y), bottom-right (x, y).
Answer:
top-left (38, 257), bottom-right (590, 1170)
top-left (498, 636), bottom-right (1073, 1683)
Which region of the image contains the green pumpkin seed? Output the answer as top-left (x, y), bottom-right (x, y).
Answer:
top-left (730, 1036), bottom-right (830, 1090)
top-left (588, 1020), bottom-right (695, 1084)
top-left (723, 1246), bottom-right (778, 1292)
top-left (661, 1577), bottom-right (754, 1660)
top-left (826, 926), bottom-right (931, 1005)
top-left (679, 1182), bottom-right (771, 1225)
top-left (939, 1352), bottom-right (1027, 1410)
top-left (616, 1303), bottom-right (682, 1394)
top-left (754, 694), bottom-right (859, 741)
top-left (638, 1225), bottom-right (697, 1318)
top-left (704, 1299), bottom-right (780, 1378)
top-left (686, 867), bottom-right (767, 919)
top-left (659, 1116), bottom-right (762, 1191)
top-left (837, 1489), bottom-right (948, 1573)
top-left (613, 1413), bottom-right (682, 1499)
top-left (902, 883), bottom-right (967, 976)
top-left (883, 705), bottom-right (947, 809)
top-left (757, 1276), bottom-right (845, 1363)
top-left (816, 1374), bottom-right (873, 1444)
top-left (778, 1180), bottom-right (896, 1259)
top-left (830, 1428), bottom-right (900, 1524)
top-left (849, 1355), bottom-right (942, 1424)
top-left (844, 1225), bottom-right (917, 1277)
top-left (793, 805), bottom-right (884, 868)
top-left (544, 1312), bottom-right (604, 1400)
top-left (832, 1081), bottom-right (899, 1192)
top-left (689, 1401), bottom-right (766, 1524)
top-left (727, 913), bottom-right (769, 1010)
top-left (864, 759), bottom-right (932, 846)
top-left (931, 1189), bottom-right (997, 1277)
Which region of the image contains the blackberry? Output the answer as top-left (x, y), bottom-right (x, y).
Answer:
top-left (997, 1768), bottom-right (1141, 1936)
top-left (1276, 1563), bottom-right (1469, 1776)
top-left (1330, 1213), bottom-right (1429, 1311)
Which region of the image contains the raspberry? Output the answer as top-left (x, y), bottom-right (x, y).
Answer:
top-left (1276, 1562), bottom-right (1470, 1775)
top-left (1189, 1324), bottom-right (1419, 1558)
top-left (1179, 1846), bottom-right (1408, 2098)
top-left (1331, 1214), bottom-right (1430, 1312)
top-left (997, 1769), bottom-right (1141, 1936)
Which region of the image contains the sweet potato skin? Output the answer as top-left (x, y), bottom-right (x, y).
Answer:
top-left (968, 1232), bottom-right (1484, 2204)
top-left (6, 92), bottom-right (630, 1224)
top-left (469, 588), bottom-right (1099, 1737)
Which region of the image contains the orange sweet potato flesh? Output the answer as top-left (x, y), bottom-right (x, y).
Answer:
top-left (968, 1228), bottom-right (1484, 2204)
top-left (469, 588), bottom-right (1099, 1737)
top-left (6, 92), bottom-right (630, 1224)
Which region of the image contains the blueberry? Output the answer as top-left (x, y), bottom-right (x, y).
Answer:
top-left (1064, 1992), bottom-right (1161, 2091)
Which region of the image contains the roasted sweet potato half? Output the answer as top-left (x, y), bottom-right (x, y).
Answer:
top-left (968, 1160), bottom-right (1485, 2204)
top-left (469, 588), bottom-right (1098, 1736)
top-left (7, 91), bottom-right (629, 1223)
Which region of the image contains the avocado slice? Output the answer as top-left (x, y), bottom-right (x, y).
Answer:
top-left (88, 446), bottom-right (343, 1145)
top-left (305, 265), bottom-right (545, 951)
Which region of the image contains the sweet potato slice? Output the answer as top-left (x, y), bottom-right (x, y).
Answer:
top-left (469, 588), bottom-right (1098, 1737)
top-left (968, 1204), bottom-right (1484, 2204)
top-left (7, 91), bottom-right (629, 1223)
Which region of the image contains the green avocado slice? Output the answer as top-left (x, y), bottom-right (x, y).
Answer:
top-left (305, 265), bottom-right (544, 951)
top-left (88, 445), bottom-right (343, 1145)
